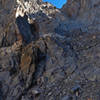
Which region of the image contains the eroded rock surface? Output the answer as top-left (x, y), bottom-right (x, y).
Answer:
top-left (0, 0), bottom-right (100, 100)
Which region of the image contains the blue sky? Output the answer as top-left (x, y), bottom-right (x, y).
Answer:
top-left (43, 0), bottom-right (67, 8)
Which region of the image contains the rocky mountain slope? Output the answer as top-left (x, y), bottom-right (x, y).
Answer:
top-left (0, 0), bottom-right (100, 100)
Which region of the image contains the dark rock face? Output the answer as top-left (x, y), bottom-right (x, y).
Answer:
top-left (0, 0), bottom-right (100, 100)
top-left (0, 0), bottom-right (19, 47)
top-left (16, 15), bottom-right (33, 43)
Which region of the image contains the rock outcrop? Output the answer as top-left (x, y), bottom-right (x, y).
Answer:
top-left (0, 0), bottom-right (100, 100)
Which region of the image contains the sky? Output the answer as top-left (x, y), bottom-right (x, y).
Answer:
top-left (43, 0), bottom-right (67, 9)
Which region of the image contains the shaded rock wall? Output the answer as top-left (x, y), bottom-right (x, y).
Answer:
top-left (0, 0), bottom-right (19, 47)
top-left (0, 0), bottom-right (100, 100)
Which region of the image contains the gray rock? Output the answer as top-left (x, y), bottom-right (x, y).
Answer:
top-left (0, 0), bottom-right (100, 100)
top-left (71, 85), bottom-right (80, 94)
top-left (62, 95), bottom-right (72, 100)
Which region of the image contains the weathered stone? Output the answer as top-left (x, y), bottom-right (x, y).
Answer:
top-left (0, 0), bottom-right (100, 100)
top-left (71, 85), bottom-right (80, 94)
top-left (20, 43), bottom-right (35, 74)
top-left (62, 95), bottom-right (72, 100)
